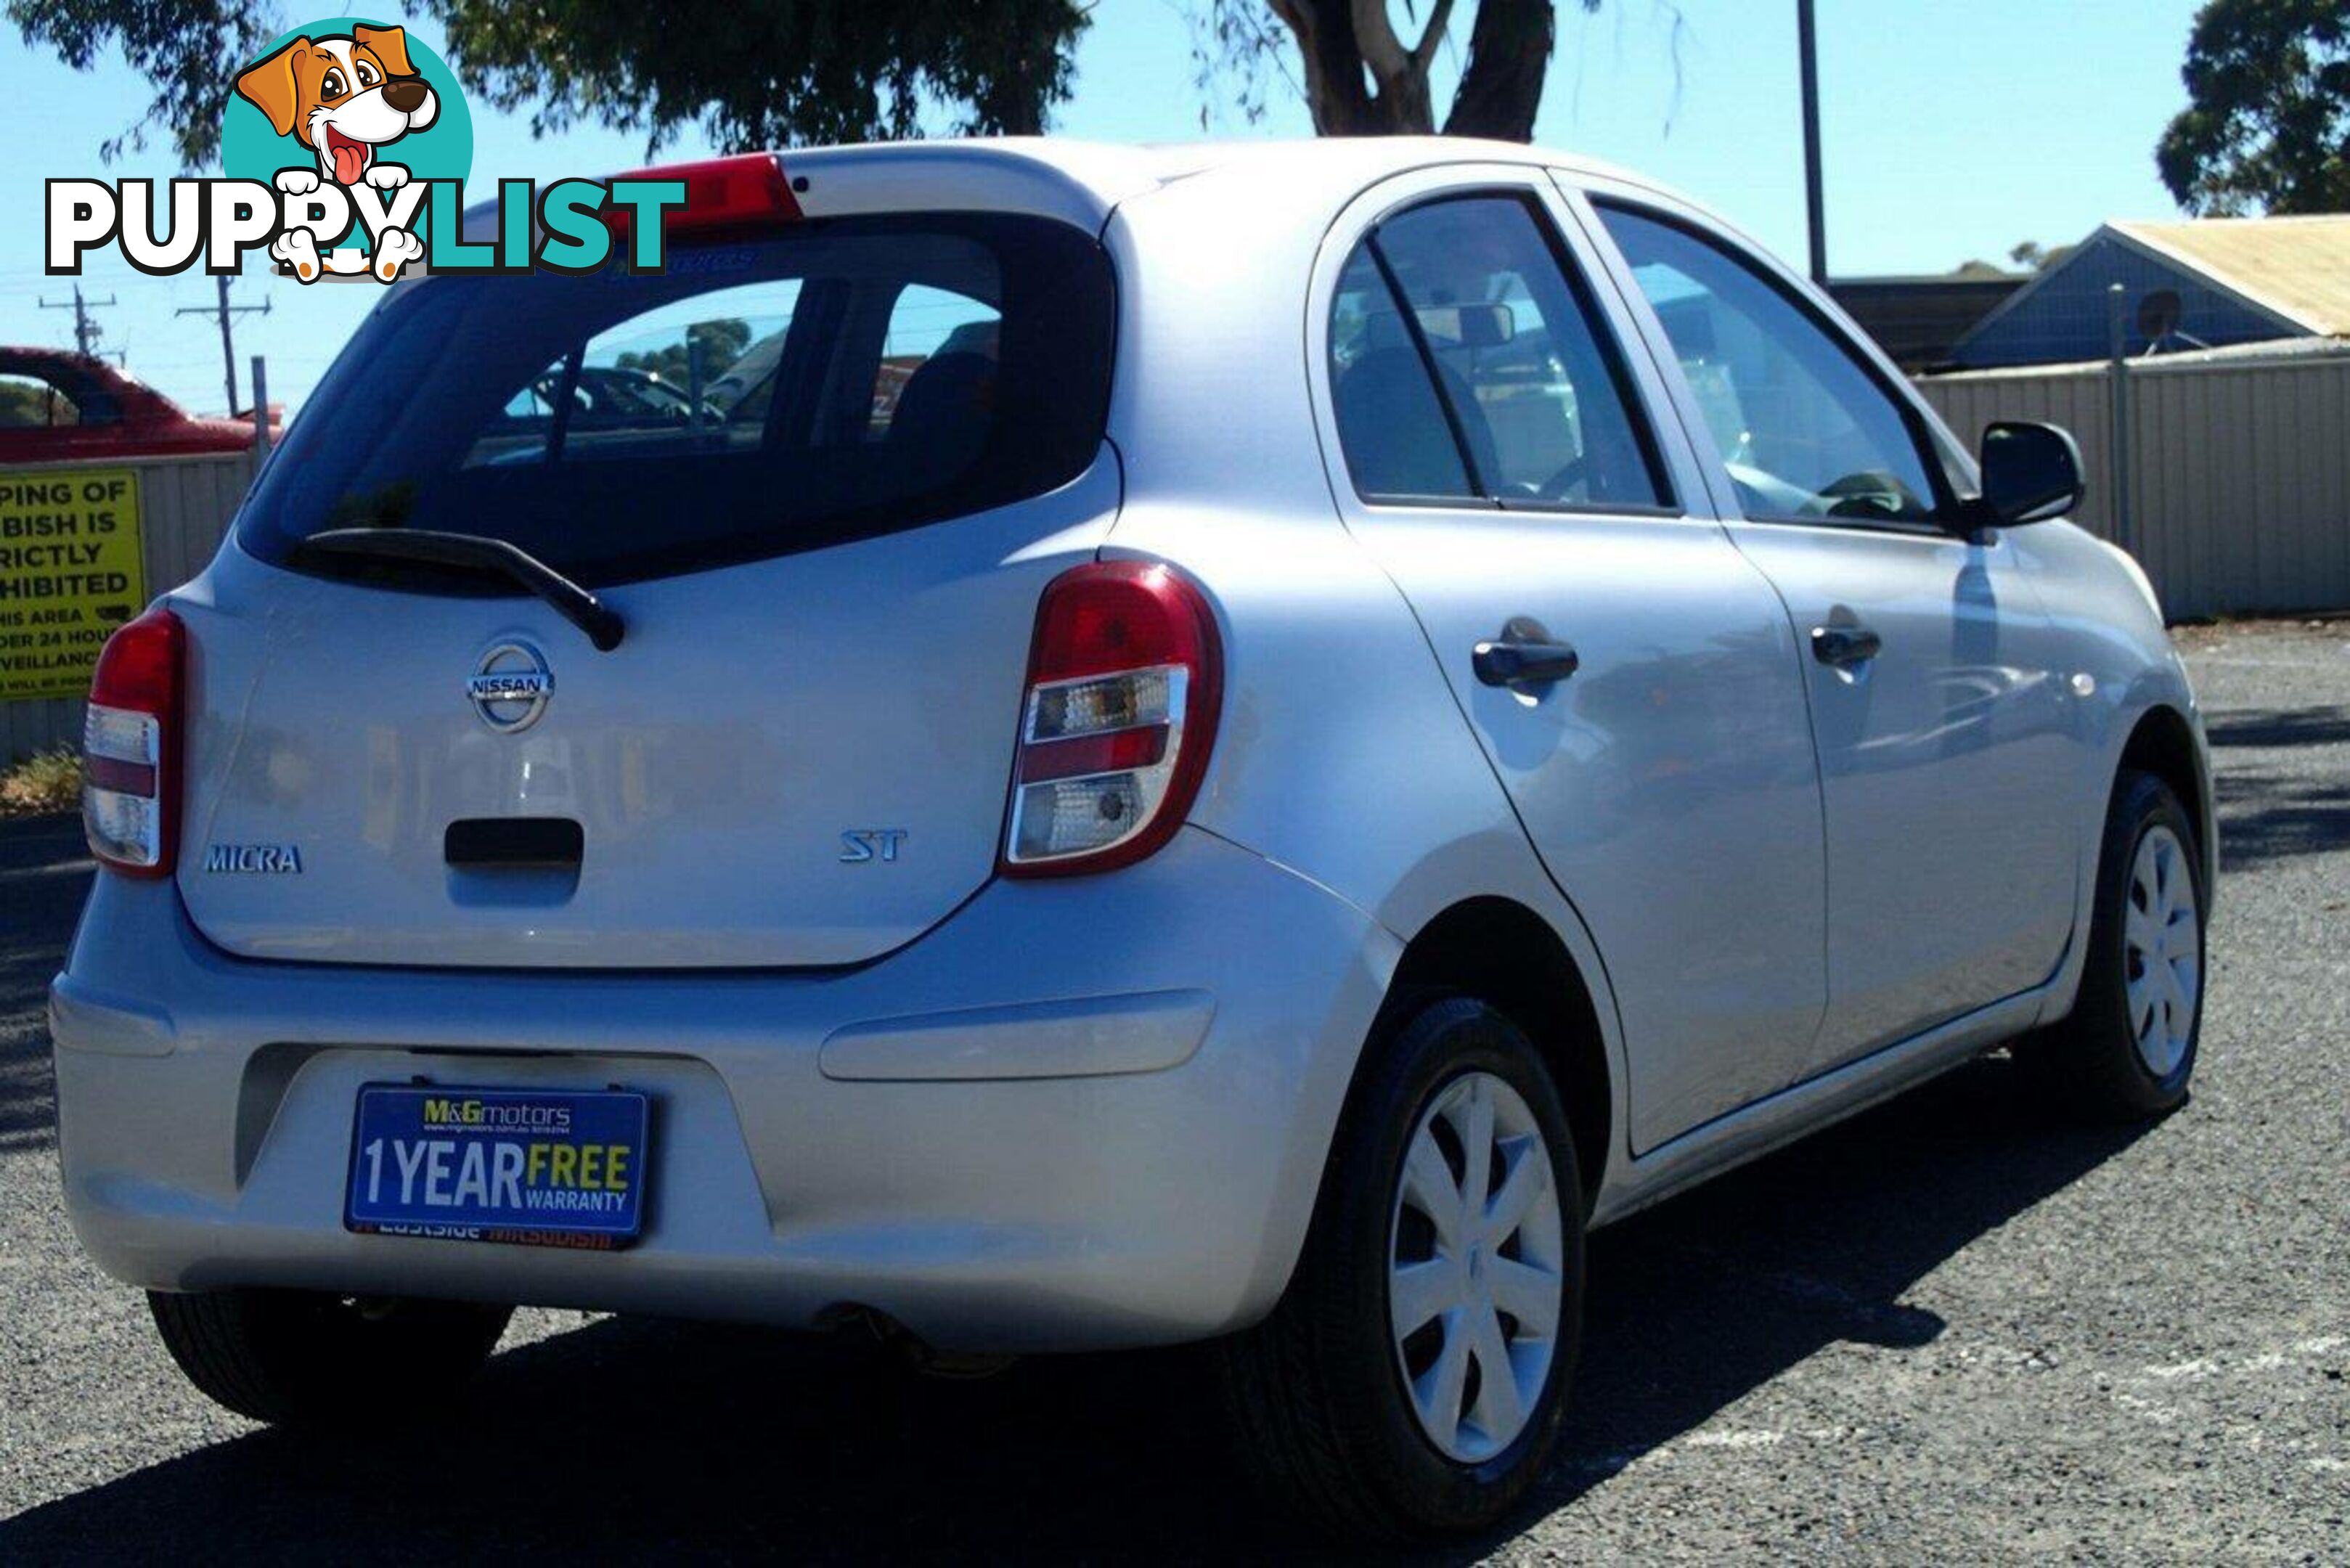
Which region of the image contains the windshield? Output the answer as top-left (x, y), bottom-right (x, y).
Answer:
top-left (238, 213), bottom-right (1116, 588)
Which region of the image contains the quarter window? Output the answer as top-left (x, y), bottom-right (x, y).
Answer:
top-left (1597, 205), bottom-right (1941, 526)
top-left (1330, 194), bottom-right (1669, 510)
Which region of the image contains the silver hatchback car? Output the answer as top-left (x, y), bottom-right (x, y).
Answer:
top-left (56, 138), bottom-right (2211, 1538)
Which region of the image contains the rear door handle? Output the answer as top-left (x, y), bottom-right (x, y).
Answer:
top-left (1474, 618), bottom-right (1580, 693)
top-left (1810, 624), bottom-right (1883, 668)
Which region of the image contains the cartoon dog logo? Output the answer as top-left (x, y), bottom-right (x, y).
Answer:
top-left (233, 24), bottom-right (438, 189)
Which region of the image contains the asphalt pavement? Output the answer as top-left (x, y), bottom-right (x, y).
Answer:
top-left (0, 623), bottom-right (2343, 1564)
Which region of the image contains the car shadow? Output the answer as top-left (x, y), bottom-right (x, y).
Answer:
top-left (1, 1054), bottom-right (2151, 1565)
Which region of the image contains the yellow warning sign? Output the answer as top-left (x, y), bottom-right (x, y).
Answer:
top-left (0, 468), bottom-right (147, 702)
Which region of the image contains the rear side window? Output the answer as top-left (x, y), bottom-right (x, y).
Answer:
top-left (1329, 193), bottom-right (1670, 511)
top-left (240, 214), bottom-right (1114, 588)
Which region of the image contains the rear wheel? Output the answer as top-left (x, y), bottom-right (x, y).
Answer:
top-left (2028, 769), bottom-right (2206, 1119)
top-left (1219, 997), bottom-right (1584, 1540)
top-left (148, 1288), bottom-right (511, 1425)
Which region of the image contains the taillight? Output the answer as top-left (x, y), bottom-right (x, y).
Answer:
top-left (605, 152), bottom-right (801, 243)
top-left (1002, 562), bottom-right (1222, 876)
top-left (82, 606), bottom-right (183, 878)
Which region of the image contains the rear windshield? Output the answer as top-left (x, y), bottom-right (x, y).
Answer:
top-left (238, 213), bottom-right (1115, 588)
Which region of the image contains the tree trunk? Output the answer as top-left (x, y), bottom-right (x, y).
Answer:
top-left (1445, 0), bottom-right (1554, 141)
top-left (1266, 0), bottom-right (1420, 134)
top-left (1268, 0), bottom-right (1554, 142)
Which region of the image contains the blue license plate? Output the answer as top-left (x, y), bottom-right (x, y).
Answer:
top-left (345, 1085), bottom-right (650, 1249)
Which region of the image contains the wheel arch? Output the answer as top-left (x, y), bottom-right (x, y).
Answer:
top-left (2118, 703), bottom-right (2213, 891)
top-left (1375, 896), bottom-right (1613, 1217)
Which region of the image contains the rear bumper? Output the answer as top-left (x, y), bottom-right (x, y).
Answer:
top-left (50, 828), bottom-right (1396, 1353)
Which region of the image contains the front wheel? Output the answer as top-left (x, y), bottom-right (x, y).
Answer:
top-left (149, 1288), bottom-right (512, 1425)
top-left (1219, 997), bottom-right (1585, 1540)
top-left (2027, 769), bottom-right (2208, 1119)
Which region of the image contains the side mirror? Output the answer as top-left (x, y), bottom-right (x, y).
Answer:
top-left (1975, 420), bottom-right (2083, 526)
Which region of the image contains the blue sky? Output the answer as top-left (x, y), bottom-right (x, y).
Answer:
top-left (1, 0), bottom-right (2206, 415)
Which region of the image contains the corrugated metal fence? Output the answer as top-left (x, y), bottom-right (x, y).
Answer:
top-left (1917, 353), bottom-right (2350, 621)
top-left (2, 449), bottom-right (256, 764)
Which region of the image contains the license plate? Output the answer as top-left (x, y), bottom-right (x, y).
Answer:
top-left (345, 1085), bottom-right (650, 1249)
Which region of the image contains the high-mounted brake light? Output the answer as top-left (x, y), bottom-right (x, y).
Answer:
top-left (82, 607), bottom-right (184, 878)
top-left (1002, 562), bottom-right (1223, 877)
top-left (606, 152), bottom-right (802, 241)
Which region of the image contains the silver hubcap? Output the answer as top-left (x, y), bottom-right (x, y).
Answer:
top-left (1387, 1071), bottom-right (1565, 1463)
top-left (2124, 825), bottom-right (2200, 1077)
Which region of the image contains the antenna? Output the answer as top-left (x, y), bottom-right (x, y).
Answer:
top-left (176, 274), bottom-right (273, 415)
top-left (38, 283), bottom-right (119, 360)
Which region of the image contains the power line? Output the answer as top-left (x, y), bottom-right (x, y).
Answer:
top-left (38, 284), bottom-right (123, 362)
top-left (175, 275), bottom-right (272, 415)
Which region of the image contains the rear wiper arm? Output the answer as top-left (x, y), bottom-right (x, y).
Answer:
top-left (295, 528), bottom-right (626, 652)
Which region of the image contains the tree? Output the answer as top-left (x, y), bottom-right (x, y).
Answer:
top-left (425, 0), bottom-right (1088, 152)
top-left (613, 319), bottom-right (753, 387)
top-left (2157, 0), bottom-right (2350, 215)
top-left (6, 0), bottom-right (1092, 168)
top-left (1193, 1), bottom-right (1642, 140)
top-left (2007, 240), bottom-right (2079, 273)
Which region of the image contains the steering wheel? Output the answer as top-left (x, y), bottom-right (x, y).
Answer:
top-left (1819, 470), bottom-right (1914, 521)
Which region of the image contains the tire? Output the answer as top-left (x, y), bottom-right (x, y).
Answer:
top-left (2028, 769), bottom-right (2208, 1120)
top-left (1218, 996), bottom-right (1586, 1541)
top-left (148, 1288), bottom-right (512, 1425)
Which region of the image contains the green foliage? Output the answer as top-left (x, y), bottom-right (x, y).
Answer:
top-left (5, 0), bottom-right (1090, 169)
top-left (2158, 0), bottom-right (2350, 215)
top-left (2007, 240), bottom-right (2079, 274)
top-left (0, 377), bottom-right (76, 428)
top-left (8, 0), bottom-right (280, 166)
top-left (611, 319), bottom-right (751, 386)
top-left (423, 0), bottom-right (1090, 152)
top-left (0, 748), bottom-right (83, 817)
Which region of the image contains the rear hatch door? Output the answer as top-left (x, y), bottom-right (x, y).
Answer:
top-left (176, 210), bottom-right (1117, 968)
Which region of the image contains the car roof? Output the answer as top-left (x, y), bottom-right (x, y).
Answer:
top-left (771, 135), bottom-right (1673, 231)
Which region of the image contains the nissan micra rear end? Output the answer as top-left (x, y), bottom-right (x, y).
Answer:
top-left (54, 138), bottom-right (2212, 1540)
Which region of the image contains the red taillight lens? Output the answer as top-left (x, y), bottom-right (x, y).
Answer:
top-left (1002, 562), bottom-right (1222, 877)
top-left (605, 152), bottom-right (801, 242)
top-left (83, 606), bottom-right (183, 878)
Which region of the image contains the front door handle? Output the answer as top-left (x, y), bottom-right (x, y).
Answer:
top-left (1474, 617), bottom-right (1580, 693)
top-left (1811, 624), bottom-right (1884, 668)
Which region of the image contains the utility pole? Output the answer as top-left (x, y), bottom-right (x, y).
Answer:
top-left (176, 274), bottom-right (272, 415)
top-left (38, 284), bottom-right (118, 360)
top-left (1797, 0), bottom-right (1828, 286)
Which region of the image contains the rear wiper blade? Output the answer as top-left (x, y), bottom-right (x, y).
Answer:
top-left (294, 528), bottom-right (626, 653)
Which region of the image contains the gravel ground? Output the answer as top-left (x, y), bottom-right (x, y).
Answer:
top-left (0, 624), bottom-right (2343, 1564)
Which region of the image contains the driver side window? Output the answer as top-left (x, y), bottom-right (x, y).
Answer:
top-left (1596, 204), bottom-right (1941, 527)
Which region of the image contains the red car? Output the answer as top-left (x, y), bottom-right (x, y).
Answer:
top-left (0, 348), bottom-right (267, 462)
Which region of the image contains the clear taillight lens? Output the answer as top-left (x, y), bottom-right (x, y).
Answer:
top-left (1002, 562), bottom-right (1221, 876)
top-left (83, 607), bottom-right (183, 877)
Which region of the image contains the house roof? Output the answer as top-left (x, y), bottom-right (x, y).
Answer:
top-left (2108, 216), bottom-right (2350, 337)
top-left (1828, 276), bottom-right (2027, 371)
